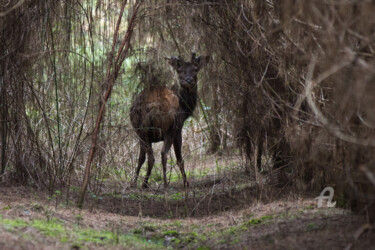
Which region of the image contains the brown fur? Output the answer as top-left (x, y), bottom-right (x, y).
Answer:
top-left (130, 53), bottom-right (209, 188)
top-left (130, 87), bottom-right (179, 140)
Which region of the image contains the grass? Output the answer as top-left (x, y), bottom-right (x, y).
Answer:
top-left (0, 183), bottom-right (365, 250)
top-left (128, 213), bottom-right (278, 249)
top-left (163, 230), bottom-right (179, 237)
top-left (0, 155), bottom-right (359, 250)
top-left (108, 155), bottom-right (238, 188)
top-left (0, 214), bottom-right (164, 249)
top-left (223, 216), bottom-right (273, 237)
top-left (137, 166), bottom-right (211, 186)
top-left (131, 219), bottom-right (210, 248)
top-left (306, 222), bottom-right (319, 231)
top-left (243, 215), bottom-right (273, 227)
top-left (118, 191), bottom-right (187, 202)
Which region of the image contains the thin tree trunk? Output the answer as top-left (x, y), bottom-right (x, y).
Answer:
top-left (77, 0), bottom-right (142, 208)
top-left (0, 62), bottom-right (7, 177)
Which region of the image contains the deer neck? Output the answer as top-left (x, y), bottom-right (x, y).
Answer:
top-left (177, 85), bottom-right (198, 119)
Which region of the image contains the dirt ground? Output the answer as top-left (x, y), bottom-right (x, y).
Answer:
top-left (0, 177), bottom-right (374, 250)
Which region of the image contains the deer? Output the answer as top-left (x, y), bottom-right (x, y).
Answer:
top-left (130, 53), bottom-right (209, 189)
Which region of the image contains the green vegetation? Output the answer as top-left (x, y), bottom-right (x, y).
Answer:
top-left (304, 205), bottom-right (315, 210)
top-left (129, 214), bottom-right (276, 248)
top-left (2, 205), bottom-right (11, 211)
top-left (163, 230), bottom-right (179, 237)
top-left (119, 191), bottom-right (187, 202)
top-left (243, 215), bottom-right (273, 227)
top-left (306, 222), bottom-right (319, 232)
top-left (0, 196), bottom-right (359, 249)
top-left (0, 215), bottom-right (164, 249)
top-left (31, 203), bottom-right (44, 212)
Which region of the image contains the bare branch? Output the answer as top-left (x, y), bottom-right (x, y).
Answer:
top-left (304, 53), bottom-right (375, 147)
top-left (0, 0), bottom-right (24, 17)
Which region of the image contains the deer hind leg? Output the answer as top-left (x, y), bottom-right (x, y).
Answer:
top-left (161, 137), bottom-right (173, 188)
top-left (132, 142), bottom-right (146, 187)
top-left (173, 132), bottom-right (189, 188)
top-left (142, 143), bottom-right (154, 189)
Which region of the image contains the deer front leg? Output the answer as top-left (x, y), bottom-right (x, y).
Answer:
top-left (161, 137), bottom-right (173, 188)
top-left (173, 131), bottom-right (189, 188)
top-left (132, 142), bottom-right (146, 188)
top-left (142, 143), bottom-right (154, 189)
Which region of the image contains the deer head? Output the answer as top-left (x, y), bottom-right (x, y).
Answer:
top-left (167, 53), bottom-right (210, 91)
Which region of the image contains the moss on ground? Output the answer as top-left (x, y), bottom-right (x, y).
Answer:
top-left (0, 215), bottom-right (164, 249)
top-left (128, 213), bottom-right (277, 249)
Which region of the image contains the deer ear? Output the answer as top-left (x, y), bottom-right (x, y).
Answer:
top-left (166, 56), bottom-right (182, 70)
top-left (194, 55), bottom-right (210, 69)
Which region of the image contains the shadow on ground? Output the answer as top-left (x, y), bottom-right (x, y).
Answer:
top-left (92, 171), bottom-right (283, 218)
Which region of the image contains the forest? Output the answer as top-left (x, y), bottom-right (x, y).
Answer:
top-left (1, 0), bottom-right (375, 249)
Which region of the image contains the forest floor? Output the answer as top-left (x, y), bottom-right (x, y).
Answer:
top-left (0, 157), bottom-right (374, 249)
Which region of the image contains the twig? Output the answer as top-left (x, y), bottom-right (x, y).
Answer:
top-left (0, 0), bottom-right (24, 17)
top-left (303, 53), bottom-right (375, 147)
top-left (360, 165), bottom-right (375, 187)
top-left (78, 0), bottom-right (142, 208)
top-left (345, 224), bottom-right (372, 250)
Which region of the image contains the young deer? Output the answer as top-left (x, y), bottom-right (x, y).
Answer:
top-left (130, 53), bottom-right (209, 188)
